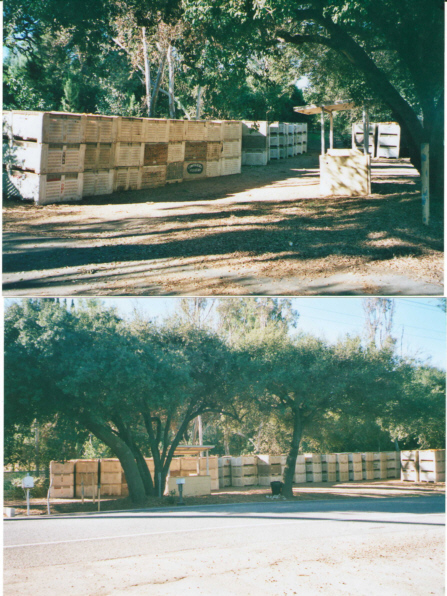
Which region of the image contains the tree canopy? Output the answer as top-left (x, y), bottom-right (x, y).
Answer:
top-left (5, 298), bottom-right (445, 503)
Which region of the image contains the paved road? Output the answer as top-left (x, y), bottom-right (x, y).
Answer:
top-left (4, 496), bottom-right (445, 595)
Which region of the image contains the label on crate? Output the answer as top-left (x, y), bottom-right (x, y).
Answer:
top-left (187, 163), bottom-right (204, 175)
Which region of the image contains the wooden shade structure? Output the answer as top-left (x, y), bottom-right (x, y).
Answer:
top-left (293, 101), bottom-right (366, 155)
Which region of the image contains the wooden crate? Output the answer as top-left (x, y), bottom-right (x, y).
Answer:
top-left (207, 141), bottom-right (223, 161)
top-left (6, 169), bottom-right (83, 204)
top-left (168, 119), bottom-right (185, 142)
top-left (373, 452), bottom-right (388, 479)
top-left (114, 167), bottom-right (140, 192)
top-left (116, 117), bottom-right (144, 142)
top-left (352, 123), bottom-right (376, 156)
top-left (3, 111), bottom-right (86, 144)
top-left (362, 452), bottom-right (375, 480)
top-left (84, 115), bottom-right (118, 143)
top-left (167, 141), bottom-right (185, 163)
top-left (183, 161), bottom-right (206, 180)
top-left (142, 118), bottom-right (169, 143)
top-left (320, 150), bottom-right (371, 196)
top-left (206, 160), bottom-right (221, 178)
top-left (242, 150), bottom-right (269, 166)
top-left (222, 140), bottom-right (241, 158)
top-left (139, 165), bottom-right (166, 189)
top-left (348, 453), bottom-right (363, 481)
top-left (221, 157), bottom-right (241, 176)
top-left (207, 121), bottom-right (223, 142)
top-left (84, 143), bottom-right (115, 170)
top-left (166, 161), bottom-right (183, 183)
top-left (376, 122), bottom-right (400, 158)
top-left (83, 170), bottom-right (114, 197)
top-left (184, 120), bottom-right (207, 141)
top-left (222, 121), bottom-right (242, 141)
top-left (114, 142), bottom-right (144, 167)
top-left (143, 143), bottom-right (168, 166)
top-left (269, 147), bottom-right (280, 159)
top-left (185, 141), bottom-right (207, 161)
top-left (6, 140), bottom-right (85, 174)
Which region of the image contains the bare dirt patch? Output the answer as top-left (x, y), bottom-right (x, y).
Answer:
top-left (4, 480), bottom-right (444, 517)
top-left (3, 155), bottom-right (443, 295)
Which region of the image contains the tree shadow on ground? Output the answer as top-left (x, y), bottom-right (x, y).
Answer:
top-left (3, 155), bottom-right (443, 294)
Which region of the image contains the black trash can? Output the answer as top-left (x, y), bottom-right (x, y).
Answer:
top-left (270, 481), bottom-right (283, 496)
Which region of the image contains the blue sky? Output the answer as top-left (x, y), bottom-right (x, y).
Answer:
top-left (97, 297), bottom-right (445, 370)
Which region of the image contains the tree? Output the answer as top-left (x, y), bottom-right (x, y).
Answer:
top-left (4, 299), bottom-right (237, 504)
top-left (183, 0), bottom-right (444, 204)
top-left (244, 332), bottom-right (409, 497)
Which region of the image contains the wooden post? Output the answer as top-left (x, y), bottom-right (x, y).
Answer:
top-left (421, 143), bottom-right (430, 225)
top-left (320, 109), bottom-right (325, 155)
top-left (329, 111), bottom-right (334, 150)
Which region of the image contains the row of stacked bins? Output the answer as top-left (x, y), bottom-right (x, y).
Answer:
top-left (241, 121), bottom-right (308, 165)
top-left (352, 122), bottom-right (401, 158)
top-left (49, 456), bottom-right (219, 498)
top-left (223, 452), bottom-right (403, 488)
top-left (3, 111), bottom-right (242, 205)
top-left (48, 450), bottom-right (445, 497)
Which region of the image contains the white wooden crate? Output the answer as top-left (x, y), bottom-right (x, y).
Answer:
top-left (377, 122), bottom-right (400, 158)
top-left (6, 169), bottom-right (83, 204)
top-left (142, 118), bottom-right (169, 143)
top-left (5, 140), bottom-right (85, 174)
top-left (114, 142), bottom-right (144, 167)
top-left (116, 117), bottom-right (144, 142)
top-left (206, 160), bottom-right (222, 178)
top-left (3, 111), bottom-right (86, 143)
top-left (242, 150), bottom-right (269, 166)
top-left (167, 141), bottom-right (185, 163)
top-left (222, 140), bottom-right (241, 158)
top-left (83, 170), bottom-right (114, 197)
top-left (84, 115), bottom-right (118, 143)
top-left (221, 157), bottom-right (241, 176)
top-left (113, 167), bottom-right (140, 191)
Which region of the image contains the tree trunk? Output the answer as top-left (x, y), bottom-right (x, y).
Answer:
top-left (84, 417), bottom-right (147, 505)
top-left (196, 86), bottom-right (203, 120)
top-left (150, 50), bottom-right (167, 117)
top-left (142, 27), bottom-right (152, 117)
top-left (132, 443), bottom-right (155, 496)
top-left (282, 407), bottom-right (303, 498)
top-left (167, 44), bottom-right (176, 119)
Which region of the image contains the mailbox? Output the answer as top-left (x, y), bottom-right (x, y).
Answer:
top-left (22, 474), bottom-right (34, 489)
top-left (176, 477), bottom-right (186, 485)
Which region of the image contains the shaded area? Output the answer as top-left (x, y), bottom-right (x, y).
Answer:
top-left (3, 155), bottom-right (443, 296)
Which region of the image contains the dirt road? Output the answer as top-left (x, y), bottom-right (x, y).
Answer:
top-left (3, 155), bottom-right (443, 295)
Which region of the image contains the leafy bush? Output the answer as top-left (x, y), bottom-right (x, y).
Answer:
top-left (4, 476), bottom-right (49, 499)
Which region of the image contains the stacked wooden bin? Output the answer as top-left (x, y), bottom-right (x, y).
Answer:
top-left (241, 121), bottom-right (308, 165)
top-left (3, 111), bottom-right (242, 205)
top-left (352, 121), bottom-right (401, 158)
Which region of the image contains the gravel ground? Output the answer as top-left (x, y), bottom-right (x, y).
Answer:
top-left (3, 155), bottom-right (443, 295)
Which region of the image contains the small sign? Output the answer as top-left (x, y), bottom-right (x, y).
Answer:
top-left (187, 163), bottom-right (203, 175)
top-left (176, 477), bottom-right (186, 485)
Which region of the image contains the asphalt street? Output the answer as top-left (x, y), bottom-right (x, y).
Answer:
top-left (4, 495), bottom-right (445, 595)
